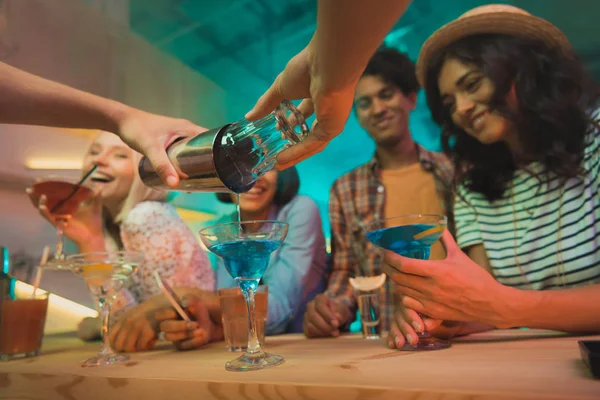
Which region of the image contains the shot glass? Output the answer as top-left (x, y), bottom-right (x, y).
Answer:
top-left (218, 285), bottom-right (268, 351)
top-left (356, 289), bottom-right (381, 340)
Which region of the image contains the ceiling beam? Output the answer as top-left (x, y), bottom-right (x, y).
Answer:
top-left (189, 1), bottom-right (314, 76)
top-left (191, 24), bottom-right (272, 83)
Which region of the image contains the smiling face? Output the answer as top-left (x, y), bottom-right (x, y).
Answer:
top-left (354, 75), bottom-right (417, 147)
top-left (82, 132), bottom-right (134, 205)
top-left (232, 169), bottom-right (278, 216)
top-left (437, 57), bottom-right (513, 144)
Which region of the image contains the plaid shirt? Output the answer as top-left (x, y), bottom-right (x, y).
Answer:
top-left (326, 145), bottom-right (454, 332)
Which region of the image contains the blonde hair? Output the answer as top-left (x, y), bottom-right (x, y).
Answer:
top-left (85, 132), bottom-right (168, 248)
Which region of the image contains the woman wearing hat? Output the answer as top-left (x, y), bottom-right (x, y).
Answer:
top-left (385, 5), bottom-right (600, 349)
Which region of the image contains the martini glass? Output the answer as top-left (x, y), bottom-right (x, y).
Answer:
top-left (29, 176), bottom-right (94, 269)
top-left (199, 220), bottom-right (288, 372)
top-left (365, 214), bottom-right (450, 351)
top-left (66, 251), bottom-right (144, 367)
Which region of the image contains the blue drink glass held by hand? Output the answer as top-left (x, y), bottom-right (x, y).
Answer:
top-left (366, 214), bottom-right (450, 351)
top-left (199, 221), bottom-right (289, 371)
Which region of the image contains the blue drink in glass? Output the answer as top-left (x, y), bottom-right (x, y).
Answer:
top-left (366, 223), bottom-right (443, 260)
top-left (208, 240), bottom-right (281, 293)
top-left (200, 221), bottom-right (289, 371)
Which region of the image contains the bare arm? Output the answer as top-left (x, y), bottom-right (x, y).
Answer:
top-left (311, 0), bottom-right (413, 91)
top-left (0, 62), bottom-right (125, 130)
top-left (248, 1), bottom-right (413, 168)
top-left (0, 62), bottom-right (204, 187)
top-left (499, 284), bottom-right (600, 332)
top-left (464, 244), bottom-right (600, 332)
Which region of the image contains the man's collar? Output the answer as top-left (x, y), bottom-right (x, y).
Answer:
top-left (367, 143), bottom-right (436, 174)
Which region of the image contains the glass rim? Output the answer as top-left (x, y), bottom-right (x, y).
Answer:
top-left (66, 251), bottom-right (144, 262)
top-left (199, 220), bottom-right (289, 235)
top-left (365, 213), bottom-right (447, 229)
top-left (20, 291), bottom-right (50, 300)
top-left (33, 174), bottom-right (94, 189)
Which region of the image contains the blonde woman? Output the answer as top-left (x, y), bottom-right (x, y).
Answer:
top-left (29, 131), bottom-right (215, 352)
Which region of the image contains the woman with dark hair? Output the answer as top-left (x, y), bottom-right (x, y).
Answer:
top-left (383, 4), bottom-right (600, 349)
top-left (210, 167), bottom-right (328, 335)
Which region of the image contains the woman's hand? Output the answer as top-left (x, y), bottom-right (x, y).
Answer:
top-left (387, 287), bottom-right (444, 349)
top-left (386, 230), bottom-right (511, 328)
top-left (109, 305), bottom-right (174, 353)
top-left (116, 107), bottom-right (207, 187)
top-left (26, 187), bottom-right (105, 251)
top-left (157, 295), bottom-right (221, 351)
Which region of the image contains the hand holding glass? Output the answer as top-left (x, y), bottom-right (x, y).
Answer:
top-left (366, 214), bottom-right (449, 351)
top-left (29, 176), bottom-right (94, 269)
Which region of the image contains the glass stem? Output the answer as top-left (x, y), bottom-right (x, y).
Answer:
top-left (243, 284), bottom-right (261, 355)
top-left (99, 298), bottom-right (114, 356)
top-left (55, 219), bottom-right (66, 259)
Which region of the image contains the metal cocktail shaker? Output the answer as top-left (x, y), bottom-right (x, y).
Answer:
top-left (138, 100), bottom-right (309, 193)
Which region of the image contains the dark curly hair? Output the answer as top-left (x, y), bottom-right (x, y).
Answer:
top-left (425, 34), bottom-right (599, 201)
top-left (362, 47), bottom-right (420, 95)
top-left (215, 166), bottom-right (300, 206)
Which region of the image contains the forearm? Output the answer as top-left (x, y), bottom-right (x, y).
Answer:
top-left (311, 0), bottom-right (412, 90)
top-left (0, 62), bottom-right (128, 131)
top-left (493, 284), bottom-right (600, 332)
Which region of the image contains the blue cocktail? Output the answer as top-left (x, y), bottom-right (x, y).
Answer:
top-left (366, 214), bottom-right (450, 351)
top-left (199, 221), bottom-right (288, 371)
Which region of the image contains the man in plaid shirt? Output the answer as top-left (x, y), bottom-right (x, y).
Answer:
top-left (303, 48), bottom-right (454, 339)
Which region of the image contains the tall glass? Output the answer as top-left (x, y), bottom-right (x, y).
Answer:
top-left (366, 214), bottom-right (449, 351)
top-left (199, 221), bottom-right (288, 372)
top-left (29, 176), bottom-right (94, 269)
top-left (66, 251), bottom-right (144, 367)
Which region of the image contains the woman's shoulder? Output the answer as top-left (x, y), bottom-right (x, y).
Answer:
top-left (277, 195), bottom-right (322, 229)
top-left (279, 195), bottom-right (319, 216)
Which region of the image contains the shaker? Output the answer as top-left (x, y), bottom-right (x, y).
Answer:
top-left (138, 100), bottom-right (309, 193)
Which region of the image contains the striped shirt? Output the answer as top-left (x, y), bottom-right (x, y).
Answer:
top-left (327, 145), bottom-right (454, 331)
top-left (455, 115), bottom-right (600, 290)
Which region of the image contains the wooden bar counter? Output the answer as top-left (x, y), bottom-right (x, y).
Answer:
top-left (1, 329), bottom-right (598, 400)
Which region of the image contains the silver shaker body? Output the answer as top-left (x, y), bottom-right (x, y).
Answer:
top-left (138, 124), bottom-right (250, 193)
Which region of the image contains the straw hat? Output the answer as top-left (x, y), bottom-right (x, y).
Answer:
top-left (415, 4), bottom-right (572, 87)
